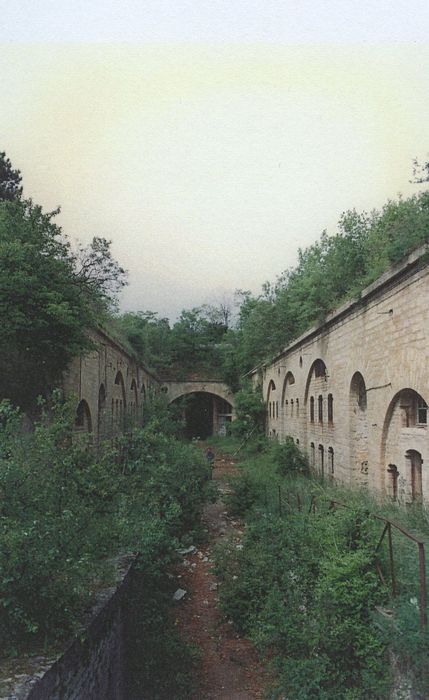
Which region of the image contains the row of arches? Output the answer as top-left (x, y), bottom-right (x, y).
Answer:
top-left (75, 371), bottom-right (149, 438)
top-left (266, 359), bottom-right (429, 504)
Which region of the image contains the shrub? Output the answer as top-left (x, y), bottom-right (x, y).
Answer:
top-left (270, 436), bottom-right (309, 476)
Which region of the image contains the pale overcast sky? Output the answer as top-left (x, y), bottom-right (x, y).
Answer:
top-left (1, 2), bottom-right (429, 319)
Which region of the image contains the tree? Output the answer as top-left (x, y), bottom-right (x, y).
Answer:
top-left (75, 236), bottom-right (127, 309)
top-left (117, 311), bottom-right (172, 371)
top-left (411, 156), bottom-right (429, 184)
top-left (0, 199), bottom-right (126, 409)
top-left (0, 151), bottom-right (22, 201)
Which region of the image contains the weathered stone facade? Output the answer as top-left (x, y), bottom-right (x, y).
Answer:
top-left (62, 326), bottom-right (160, 440)
top-left (258, 244), bottom-right (429, 505)
top-left (63, 331), bottom-right (236, 439)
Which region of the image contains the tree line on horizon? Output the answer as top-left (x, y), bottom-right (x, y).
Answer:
top-left (2, 149), bottom-right (429, 408)
top-left (116, 157), bottom-right (429, 387)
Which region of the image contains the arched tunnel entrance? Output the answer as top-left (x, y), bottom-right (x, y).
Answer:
top-left (172, 392), bottom-right (233, 440)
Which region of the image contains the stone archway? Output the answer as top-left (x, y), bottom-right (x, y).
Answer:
top-left (164, 380), bottom-right (235, 439)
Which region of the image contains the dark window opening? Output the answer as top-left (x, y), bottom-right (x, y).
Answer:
top-left (328, 393), bottom-right (333, 423)
top-left (318, 395), bottom-right (323, 423)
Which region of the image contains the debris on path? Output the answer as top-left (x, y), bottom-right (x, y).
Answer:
top-left (174, 451), bottom-right (268, 700)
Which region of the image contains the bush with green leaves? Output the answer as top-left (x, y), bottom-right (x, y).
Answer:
top-left (0, 393), bottom-right (209, 670)
top-left (214, 439), bottom-right (397, 699)
top-left (270, 436), bottom-right (309, 475)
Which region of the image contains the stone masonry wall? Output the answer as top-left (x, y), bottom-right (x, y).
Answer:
top-left (259, 245), bottom-right (429, 504)
top-left (1, 558), bottom-right (135, 700)
top-left (62, 326), bottom-right (160, 440)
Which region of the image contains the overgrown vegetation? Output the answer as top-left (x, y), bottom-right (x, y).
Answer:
top-left (114, 183), bottom-right (429, 385)
top-left (0, 394), bottom-right (209, 697)
top-left (0, 153), bottom-right (126, 411)
top-left (215, 439), bottom-right (429, 699)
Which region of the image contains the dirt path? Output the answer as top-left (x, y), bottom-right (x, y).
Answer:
top-left (174, 451), bottom-right (268, 700)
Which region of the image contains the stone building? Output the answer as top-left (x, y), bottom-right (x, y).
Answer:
top-left (62, 326), bottom-right (160, 441)
top-left (255, 244), bottom-right (429, 505)
top-left (63, 328), bottom-right (235, 440)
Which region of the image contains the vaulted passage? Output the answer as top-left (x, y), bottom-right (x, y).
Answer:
top-left (173, 392), bottom-right (233, 439)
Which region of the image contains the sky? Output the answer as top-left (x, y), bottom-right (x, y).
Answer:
top-left (1, 2), bottom-right (429, 320)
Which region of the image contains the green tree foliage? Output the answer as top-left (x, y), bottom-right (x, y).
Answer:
top-left (0, 200), bottom-right (90, 408)
top-left (231, 381), bottom-right (266, 439)
top-left (0, 394), bottom-right (209, 658)
top-left (118, 310), bottom-right (172, 371)
top-left (0, 152), bottom-right (127, 409)
top-left (216, 488), bottom-right (389, 698)
top-left (0, 151), bottom-right (22, 201)
top-left (0, 198), bottom-right (126, 409)
top-left (230, 189), bottom-right (429, 375)
top-left (116, 303), bottom-right (231, 378)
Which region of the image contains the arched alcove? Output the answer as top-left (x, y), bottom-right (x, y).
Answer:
top-left (381, 388), bottom-right (428, 502)
top-left (349, 372), bottom-right (369, 487)
top-left (75, 399), bottom-right (92, 433)
top-left (97, 384), bottom-right (106, 438)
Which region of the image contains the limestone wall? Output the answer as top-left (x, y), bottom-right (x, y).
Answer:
top-left (259, 245), bottom-right (429, 504)
top-left (62, 327), bottom-right (160, 440)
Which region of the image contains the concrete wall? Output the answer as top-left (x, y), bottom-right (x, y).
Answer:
top-left (259, 244), bottom-right (429, 505)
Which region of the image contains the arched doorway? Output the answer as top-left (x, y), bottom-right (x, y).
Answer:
top-left (381, 388), bottom-right (428, 502)
top-left (75, 399), bottom-right (92, 433)
top-left (172, 392), bottom-right (233, 440)
top-left (98, 384), bottom-right (106, 439)
top-left (349, 372), bottom-right (369, 487)
top-left (406, 449), bottom-right (423, 505)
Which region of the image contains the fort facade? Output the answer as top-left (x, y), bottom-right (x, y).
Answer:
top-left (255, 244), bottom-right (429, 505)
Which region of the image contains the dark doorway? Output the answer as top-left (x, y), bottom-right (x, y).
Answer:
top-left (181, 392), bottom-right (214, 439)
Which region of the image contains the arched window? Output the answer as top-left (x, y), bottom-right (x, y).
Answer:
top-left (276, 401), bottom-right (279, 419)
top-left (387, 464), bottom-right (398, 501)
top-left (318, 444), bottom-right (324, 477)
top-left (327, 394), bottom-right (333, 423)
top-left (318, 395), bottom-right (323, 423)
top-left (291, 399), bottom-right (294, 417)
top-left (296, 398), bottom-right (299, 417)
top-left (310, 442), bottom-right (315, 467)
top-left (406, 450), bottom-right (423, 504)
top-left (328, 447), bottom-right (334, 477)
top-left (75, 400), bottom-right (92, 433)
top-left (314, 359), bottom-right (327, 379)
top-left (310, 396), bottom-right (315, 422)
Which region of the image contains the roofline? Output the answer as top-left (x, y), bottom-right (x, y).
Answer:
top-left (251, 242), bottom-right (429, 372)
top-left (94, 325), bottom-right (160, 382)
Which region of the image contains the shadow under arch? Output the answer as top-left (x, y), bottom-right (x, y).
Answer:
top-left (171, 391), bottom-right (233, 440)
top-left (349, 371), bottom-right (369, 486)
top-left (304, 358), bottom-right (327, 406)
top-left (380, 387), bottom-right (428, 497)
top-left (281, 371), bottom-right (295, 404)
top-left (75, 399), bottom-right (92, 433)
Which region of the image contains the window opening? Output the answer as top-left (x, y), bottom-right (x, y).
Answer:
top-left (328, 447), bottom-right (334, 477)
top-left (318, 395), bottom-right (323, 423)
top-left (328, 394), bottom-right (333, 423)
